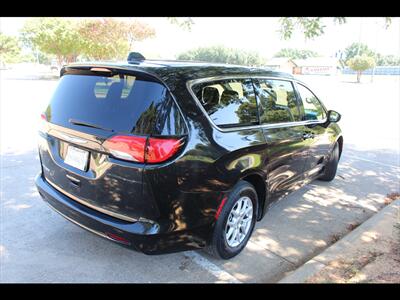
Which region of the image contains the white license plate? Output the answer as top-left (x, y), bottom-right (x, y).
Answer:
top-left (64, 146), bottom-right (89, 171)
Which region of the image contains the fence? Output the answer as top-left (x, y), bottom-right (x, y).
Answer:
top-left (342, 66), bottom-right (400, 75)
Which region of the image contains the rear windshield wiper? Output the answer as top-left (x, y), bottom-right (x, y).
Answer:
top-left (69, 119), bottom-right (114, 132)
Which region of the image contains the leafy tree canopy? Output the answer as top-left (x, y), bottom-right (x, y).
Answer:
top-left (177, 45), bottom-right (266, 66)
top-left (342, 42), bottom-right (400, 66)
top-left (0, 33), bottom-right (21, 64)
top-left (375, 54), bottom-right (400, 66)
top-left (20, 18), bottom-right (84, 65)
top-left (20, 17), bottom-right (156, 64)
top-left (347, 55), bottom-right (376, 71)
top-left (167, 17), bottom-right (195, 31)
top-left (343, 42), bottom-right (375, 63)
top-left (347, 55), bottom-right (376, 82)
top-left (274, 48), bottom-right (319, 60)
top-left (279, 17), bottom-right (391, 40)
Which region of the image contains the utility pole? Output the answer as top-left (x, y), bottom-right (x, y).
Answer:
top-left (357, 17), bottom-right (363, 55)
top-left (371, 19), bottom-right (379, 83)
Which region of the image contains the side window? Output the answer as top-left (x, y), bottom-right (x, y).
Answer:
top-left (255, 79), bottom-right (300, 124)
top-left (296, 84), bottom-right (326, 121)
top-left (193, 79), bottom-right (259, 128)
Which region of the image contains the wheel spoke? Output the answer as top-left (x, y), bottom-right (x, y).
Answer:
top-left (227, 217), bottom-right (236, 227)
top-left (235, 230), bottom-right (242, 243)
top-left (231, 228), bottom-right (238, 243)
top-left (226, 226), bottom-right (234, 240)
top-left (244, 207), bottom-right (252, 217)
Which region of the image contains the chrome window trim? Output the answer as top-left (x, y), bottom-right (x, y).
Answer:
top-left (186, 75), bottom-right (327, 133)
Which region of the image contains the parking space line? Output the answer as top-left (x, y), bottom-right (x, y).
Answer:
top-left (184, 251), bottom-right (242, 283)
top-left (343, 155), bottom-right (400, 169)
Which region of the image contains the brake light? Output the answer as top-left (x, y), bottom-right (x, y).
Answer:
top-left (103, 135), bottom-right (183, 163)
top-left (146, 137), bottom-right (183, 163)
top-left (103, 135), bottom-right (147, 162)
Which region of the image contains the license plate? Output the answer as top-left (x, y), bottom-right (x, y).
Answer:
top-left (64, 146), bottom-right (89, 171)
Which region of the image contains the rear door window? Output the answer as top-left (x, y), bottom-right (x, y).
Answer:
top-left (254, 79), bottom-right (300, 124)
top-left (45, 72), bottom-right (173, 135)
top-left (193, 78), bottom-right (259, 128)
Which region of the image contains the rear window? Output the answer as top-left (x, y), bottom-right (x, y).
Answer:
top-left (45, 72), bottom-right (175, 135)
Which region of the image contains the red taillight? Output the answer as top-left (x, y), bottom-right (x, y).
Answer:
top-left (103, 135), bottom-right (147, 162)
top-left (103, 135), bottom-right (183, 164)
top-left (146, 137), bottom-right (183, 163)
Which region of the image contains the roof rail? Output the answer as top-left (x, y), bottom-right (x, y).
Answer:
top-left (127, 52), bottom-right (146, 62)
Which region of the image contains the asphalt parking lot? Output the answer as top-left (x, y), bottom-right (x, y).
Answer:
top-left (1, 71), bottom-right (399, 283)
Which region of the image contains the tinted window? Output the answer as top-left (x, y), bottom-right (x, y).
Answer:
top-left (296, 84), bottom-right (326, 121)
top-left (46, 73), bottom-right (174, 135)
top-left (193, 79), bottom-right (258, 128)
top-left (254, 79), bottom-right (300, 124)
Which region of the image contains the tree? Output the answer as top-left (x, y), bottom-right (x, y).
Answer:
top-left (279, 17), bottom-right (391, 40)
top-left (274, 48), bottom-right (319, 60)
top-left (20, 18), bottom-right (84, 66)
top-left (78, 18), bottom-right (156, 61)
top-left (0, 33), bottom-right (21, 64)
top-left (177, 45), bottom-right (266, 66)
top-left (20, 17), bottom-right (156, 65)
top-left (347, 55), bottom-right (376, 83)
top-left (376, 54), bottom-right (400, 66)
top-left (167, 17), bottom-right (195, 31)
top-left (125, 19), bottom-right (156, 51)
top-left (343, 42), bottom-right (375, 63)
top-left (78, 18), bottom-right (129, 61)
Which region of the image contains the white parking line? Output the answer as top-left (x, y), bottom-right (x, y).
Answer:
top-left (343, 155), bottom-right (400, 169)
top-left (185, 251), bottom-right (242, 283)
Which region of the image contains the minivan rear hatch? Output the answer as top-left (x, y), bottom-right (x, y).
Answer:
top-left (38, 66), bottom-right (186, 222)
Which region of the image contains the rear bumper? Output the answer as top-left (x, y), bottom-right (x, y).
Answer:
top-left (35, 173), bottom-right (211, 254)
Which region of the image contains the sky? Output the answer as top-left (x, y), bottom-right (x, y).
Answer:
top-left (1, 17), bottom-right (399, 60)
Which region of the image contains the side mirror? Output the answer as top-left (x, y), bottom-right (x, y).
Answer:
top-left (327, 110), bottom-right (341, 123)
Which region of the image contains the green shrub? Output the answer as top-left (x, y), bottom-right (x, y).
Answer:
top-left (177, 45), bottom-right (266, 67)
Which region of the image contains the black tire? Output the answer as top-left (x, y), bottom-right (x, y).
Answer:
top-left (206, 180), bottom-right (258, 259)
top-left (319, 142), bottom-right (340, 181)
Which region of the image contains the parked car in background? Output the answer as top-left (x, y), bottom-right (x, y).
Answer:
top-left (35, 53), bottom-right (343, 259)
top-left (50, 59), bottom-right (60, 72)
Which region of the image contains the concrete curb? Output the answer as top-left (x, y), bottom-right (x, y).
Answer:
top-left (279, 199), bottom-right (400, 283)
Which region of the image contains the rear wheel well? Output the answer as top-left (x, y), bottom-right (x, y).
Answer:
top-left (241, 174), bottom-right (266, 221)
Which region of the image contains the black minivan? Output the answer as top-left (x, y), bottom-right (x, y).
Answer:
top-left (35, 54), bottom-right (343, 259)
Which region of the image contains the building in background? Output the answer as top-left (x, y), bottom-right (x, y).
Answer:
top-left (293, 57), bottom-right (341, 75)
top-left (264, 57), bottom-right (297, 74)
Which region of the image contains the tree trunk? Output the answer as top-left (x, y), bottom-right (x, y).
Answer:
top-left (357, 71), bottom-right (361, 83)
top-left (57, 55), bottom-right (63, 68)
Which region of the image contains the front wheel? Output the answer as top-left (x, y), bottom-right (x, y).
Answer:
top-left (207, 181), bottom-right (258, 259)
top-left (319, 142), bottom-right (340, 181)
